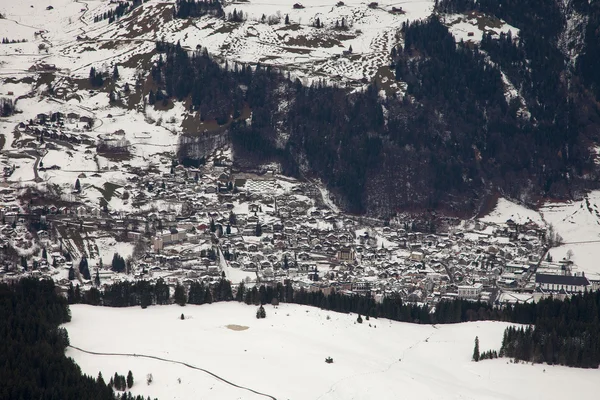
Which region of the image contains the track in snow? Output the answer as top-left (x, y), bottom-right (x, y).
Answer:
top-left (68, 345), bottom-right (278, 400)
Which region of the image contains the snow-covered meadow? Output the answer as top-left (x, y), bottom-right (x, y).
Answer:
top-left (478, 193), bottom-right (600, 280)
top-left (65, 302), bottom-right (600, 400)
top-left (442, 11), bottom-right (519, 44)
top-left (541, 192), bottom-right (600, 279)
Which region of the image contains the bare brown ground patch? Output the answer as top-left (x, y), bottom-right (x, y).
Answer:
top-left (226, 324), bottom-right (249, 331)
top-left (277, 23), bottom-right (302, 32)
top-left (185, 103), bottom-right (251, 136)
top-left (210, 23), bottom-right (239, 35)
top-left (285, 35), bottom-right (343, 48)
top-left (117, 3), bottom-right (175, 40)
top-left (36, 72), bottom-right (55, 89)
top-left (281, 46), bottom-right (311, 55)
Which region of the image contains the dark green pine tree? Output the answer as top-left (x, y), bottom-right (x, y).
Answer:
top-left (213, 278), bottom-right (233, 302)
top-left (74, 284), bottom-right (82, 303)
top-left (111, 253), bottom-right (126, 273)
top-left (190, 281), bottom-right (206, 305)
top-left (67, 282), bottom-right (76, 304)
top-left (174, 283), bottom-right (187, 306)
top-left (79, 257), bottom-right (91, 280)
top-left (155, 278), bottom-right (170, 305)
top-left (203, 285), bottom-right (213, 304)
top-left (89, 66), bottom-right (96, 84)
top-left (126, 370), bottom-right (133, 388)
top-left (256, 304), bottom-right (266, 319)
top-left (473, 336), bottom-right (480, 362)
top-left (235, 281), bottom-right (245, 302)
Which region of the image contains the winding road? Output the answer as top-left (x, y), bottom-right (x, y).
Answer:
top-left (68, 345), bottom-right (278, 400)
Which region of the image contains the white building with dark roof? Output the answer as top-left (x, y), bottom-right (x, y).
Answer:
top-left (535, 273), bottom-right (590, 294)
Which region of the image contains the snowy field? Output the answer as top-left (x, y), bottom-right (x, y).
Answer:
top-left (541, 191), bottom-right (600, 279)
top-left (478, 193), bottom-right (600, 279)
top-left (65, 303), bottom-right (600, 400)
top-left (0, 0), bottom-right (437, 87)
top-left (168, 0), bottom-right (436, 85)
top-left (442, 11), bottom-right (519, 44)
top-left (480, 197), bottom-right (544, 226)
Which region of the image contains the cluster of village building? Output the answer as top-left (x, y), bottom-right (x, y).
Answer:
top-left (1, 112), bottom-right (599, 305)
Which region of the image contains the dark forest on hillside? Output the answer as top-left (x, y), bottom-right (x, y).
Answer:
top-left (0, 278), bottom-right (155, 400)
top-left (173, 0), bottom-right (223, 18)
top-left (155, 6), bottom-right (599, 216)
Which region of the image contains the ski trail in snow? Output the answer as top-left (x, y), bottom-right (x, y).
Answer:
top-left (315, 328), bottom-right (438, 400)
top-left (68, 345), bottom-right (278, 400)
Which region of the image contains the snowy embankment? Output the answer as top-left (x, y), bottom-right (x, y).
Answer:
top-left (480, 197), bottom-right (544, 226)
top-left (479, 193), bottom-right (600, 279)
top-left (541, 191), bottom-right (600, 279)
top-left (64, 303), bottom-right (599, 400)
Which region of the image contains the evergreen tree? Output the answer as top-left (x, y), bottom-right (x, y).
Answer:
top-left (255, 222), bottom-right (262, 236)
top-left (111, 253), bottom-right (126, 273)
top-left (256, 304), bottom-right (266, 319)
top-left (113, 65), bottom-right (119, 80)
top-left (94, 269), bottom-right (101, 287)
top-left (235, 281), bottom-right (245, 302)
top-left (155, 278), bottom-right (170, 305)
top-left (75, 178), bottom-right (81, 192)
top-left (89, 66), bottom-right (96, 84)
top-left (79, 257), bottom-right (91, 280)
top-left (174, 283), bottom-right (187, 306)
top-left (67, 282), bottom-right (76, 303)
top-left (203, 286), bottom-right (213, 304)
top-left (283, 254), bottom-right (289, 269)
top-left (473, 336), bottom-right (480, 362)
top-left (74, 284), bottom-right (82, 303)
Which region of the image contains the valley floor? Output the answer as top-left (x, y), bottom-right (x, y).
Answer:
top-left (65, 302), bottom-right (599, 400)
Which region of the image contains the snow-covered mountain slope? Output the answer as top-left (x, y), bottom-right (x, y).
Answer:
top-left (2, 0), bottom-right (600, 219)
top-left (0, 0), bottom-right (430, 227)
top-left (65, 302), bottom-right (600, 400)
top-left (0, 0), bottom-right (436, 86)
